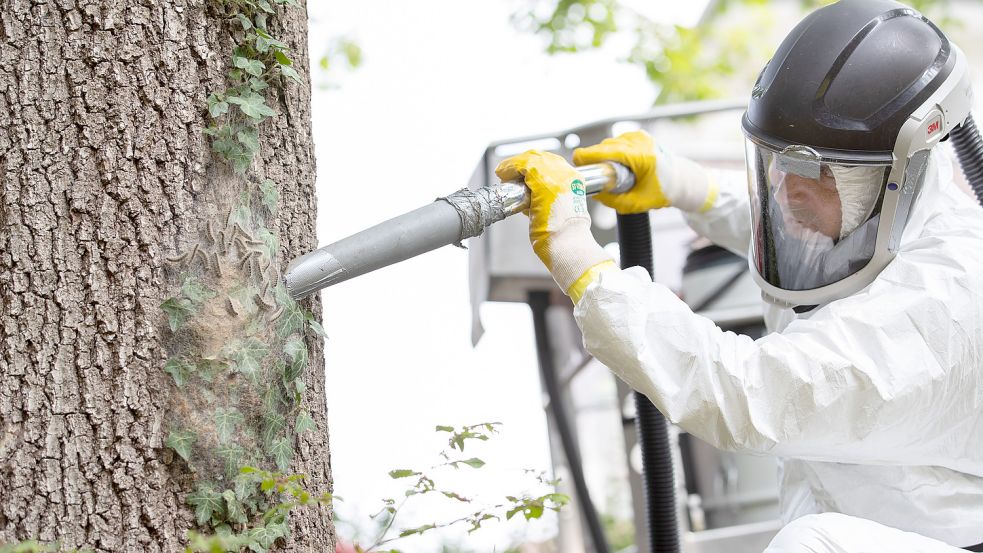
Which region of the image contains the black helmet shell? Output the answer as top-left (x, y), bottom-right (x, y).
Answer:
top-left (743, 0), bottom-right (955, 162)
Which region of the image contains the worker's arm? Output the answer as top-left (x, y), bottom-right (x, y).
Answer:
top-left (682, 169), bottom-right (752, 258)
top-left (573, 257), bottom-right (983, 476)
top-left (573, 130), bottom-right (752, 258)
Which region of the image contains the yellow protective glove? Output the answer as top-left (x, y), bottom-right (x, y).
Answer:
top-left (495, 150), bottom-right (615, 303)
top-left (573, 130), bottom-right (718, 215)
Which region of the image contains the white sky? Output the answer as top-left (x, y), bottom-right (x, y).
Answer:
top-left (305, 1), bottom-right (705, 550)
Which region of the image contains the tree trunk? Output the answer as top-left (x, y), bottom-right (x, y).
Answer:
top-left (0, 1), bottom-right (332, 551)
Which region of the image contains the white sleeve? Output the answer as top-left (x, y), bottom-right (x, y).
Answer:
top-left (682, 169), bottom-right (751, 258)
top-left (573, 265), bottom-right (983, 476)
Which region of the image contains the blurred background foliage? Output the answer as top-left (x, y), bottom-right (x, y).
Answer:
top-left (513, 0), bottom-right (954, 104)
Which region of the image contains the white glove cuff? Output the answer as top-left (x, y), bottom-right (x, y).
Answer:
top-left (657, 149), bottom-right (713, 213)
top-left (546, 224), bottom-right (614, 294)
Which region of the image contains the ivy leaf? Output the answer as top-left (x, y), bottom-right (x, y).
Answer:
top-left (229, 204), bottom-right (252, 229)
top-left (233, 55), bottom-right (266, 77)
top-left (160, 297), bottom-right (194, 331)
top-left (234, 471), bottom-right (261, 502)
top-left (227, 92), bottom-right (276, 120)
top-left (235, 13), bottom-right (252, 30)
top-left (388, 469), bottom-right (419, 479)
top-left (254, 13), bottom-right (268, 30)
top-left (181, 275), bottom-right (217, 304)
top-left (237, 126), bottom-right (260, 154)
top-left (214, 407), bottom-right (245, 444)
top-left (435, 425), bottom-right (454, 433)
top-left (269, 436), bottom-right (293, 471)
top-left (282, 338), bottom-right (307, 383)
top-left (441, 491), bottom-right (470, 502)
top-left (301, 310), bottom-right (328, 338)
top-left (187, 485), bottom-right (224, 525)
top-left (262, 411), bottom-right (286, 446)
top-left (223, 490), bottom-right (248, 524)
top-left (277, 302), bottom-right (304, 337)
top-left (274, 50), bottom-right (292, 65)
top-left (255, 0), bottom-right (275, 13)
top-left (295, 411), bottom-right (316, 434)
top-left (164, 356), bottom-right (195, 387)
top-left (256, 227), bottom-right (279, 260)
top-left (279, 65), bottom-right (302, 85)
top-left (248, 77), bottom-right (269, 92)
top-left (217, 443), bottom-right (246, 478)
top-left (166, 429), bottom-right (196, 462)
top-left (197, 357), bottom-right (226, 382)
top-left (230, 338), bottom-right (269, 383)
top-left (259, 179), bottom-right (278, 212)
top-left (207, 93), bottom-right (229, 118)
top-left (249, 520), bottom-right (288, 551)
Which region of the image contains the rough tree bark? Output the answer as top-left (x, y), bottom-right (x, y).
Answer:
top-left (0, 1), bottom-right (332, 551)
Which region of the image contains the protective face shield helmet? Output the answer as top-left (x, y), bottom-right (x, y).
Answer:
top-left (742, 0), bottom-right (974, 308)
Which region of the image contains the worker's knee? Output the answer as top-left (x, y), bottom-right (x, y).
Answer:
top-left (763, 513), bottom-right (848, 553)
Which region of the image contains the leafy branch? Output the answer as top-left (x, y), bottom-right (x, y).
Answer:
top-left (206, 0), bottom-right (303, 173)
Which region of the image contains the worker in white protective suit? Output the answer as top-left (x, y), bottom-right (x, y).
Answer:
top-left (495, 1), bottom-right (983, 551)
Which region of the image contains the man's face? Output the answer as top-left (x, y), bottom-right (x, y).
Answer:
top-left (779, 166), bottom-right (842, 240)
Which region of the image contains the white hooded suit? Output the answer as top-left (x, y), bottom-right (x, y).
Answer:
top-left (574, 148), bottom-right (983, 551)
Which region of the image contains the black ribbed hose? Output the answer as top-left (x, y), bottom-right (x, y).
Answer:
top-left (950, 114), bottom-right (983, 207)
top-left (616, 212), bottom-right (680, 553)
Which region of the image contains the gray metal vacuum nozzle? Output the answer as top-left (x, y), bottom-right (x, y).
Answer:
top-left (284, 162), bottom-right (634, 300)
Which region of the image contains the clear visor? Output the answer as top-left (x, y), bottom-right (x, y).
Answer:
top-left (746, 141), bottom-right (891, 292)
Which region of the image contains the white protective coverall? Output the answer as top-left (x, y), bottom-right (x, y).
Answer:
top-left (573, 147), bottom-right (983, 552)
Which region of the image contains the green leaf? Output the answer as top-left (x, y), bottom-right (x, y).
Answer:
top-left (217, 443), bottom-right (246, 477)
top-left (441, 491), bottom-right (470, 502)
top-left (235, 13), bottom-right (252, 30)
top-left (229, 204), bottom-right (252, 229)
top-left (398, 524), bottom-right (436, 538)
top-left (435, 425), bottom-right (454, 433)
top-left (282, 338), bottom-right (307, 383)
top-left (249, 520), bottom-right (288, 551)
top-left (274, 50), bottom-right (292, 66)
top-left (237, 126), bottom-right (260, 153)
top-left (259, 179), bottom-right (278, 212)
top-left (295, 411), bottom-right (316, 434)
top-left (214, 407), bottom-right (245, 444)
top-left (343, 40), bottom-right (363, 67)
top-left (388, 469), bottom-right (419, 479)
top-left (164, 356), bottom-right (195, 387)
top-left (255, 0), bottom-right (275, 13)
top-left (227, 92), bottom-right (276, 120)
top-left (262, 411), bottom-right (286, 446)
top-left (460, 457), bottom-right (485, 469)
top-left (207, 93), bottom-right (229, 118)
top-left (233, 56), bottom-right (266, 77)
top-left (165, 429), bottom-right (196, 462)
top-left (234, 469), bottom-right (261, 499)
top-left (277, 303), bottom-right (304, 337)
top-left (182, 275), bottom-right (217, 304)
top-left (269, 436), bottom-right (293, 471)
top-left (187, 485), bottom-right (224, 525)
top-left (254, 13), bottom-right (268, 31)
top-left (230, 337), bottom-right (270, 383)
top-left (160, 297), bottom-right (194, 331)
top-left (256, 227), bottom-right (279, 260)
top-left (249, 76), bottom-right (269, 92)
top-left (223, 490), bottom-right (248, 524)
top-left (279, 65), bottom-right (302, 84)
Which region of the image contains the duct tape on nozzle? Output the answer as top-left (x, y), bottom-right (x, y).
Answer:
top-left (437, 186), bottom-right (513, 246)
